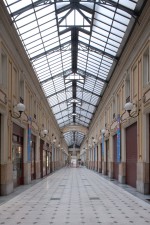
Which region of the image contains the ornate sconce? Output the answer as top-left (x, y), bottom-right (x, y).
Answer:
top-left (58, 143), bottom-right (60, 148)
top-left (53, 137), bottom-right (56, 143)
top-left (39, 129), bottom-right (48, 138)
top-left (124, 101), bottom-right (140, 118)
top-left (9, 102), bottom-right (26, 119)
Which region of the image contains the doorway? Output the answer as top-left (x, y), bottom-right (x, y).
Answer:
top-left (113, 134), bottom-right (118, 180)
top-left (126, 122), bottom-right (137, 188)
top-left (12, 142), bottom-right (23, 187)
top-left (12, 124), bottom-right (24, 188)
top-left (31, 134), bottom-right (36, 180)
top-left (106, 140), bottom-right (109, 176)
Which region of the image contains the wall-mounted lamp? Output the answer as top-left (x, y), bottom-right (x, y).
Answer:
top-left (58, 143), bottom-right (60, 148)
top-left (88, 143), bottom-right (92, 148)
top-left (9, 102), bottom-right (26, 119)
top-left (101, 126), bottom-right (110, 137)
top-left (101, 129), bottom-right (106, 135)
top-left (39, 129), bottom-right (48, 138)
top-left (124, 101), bottom-right (140, 118)
top-left (92, 137), bottom-right (97, 144)
top-left (53, 137), bottom-right (56, 143)
top-left (30, 140), bottom-right (32, 146)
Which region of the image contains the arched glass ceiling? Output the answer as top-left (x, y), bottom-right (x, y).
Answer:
top-left (3, 0), bottom-right (145, 147)
top-left (64, 131), bottom-right (85, 147)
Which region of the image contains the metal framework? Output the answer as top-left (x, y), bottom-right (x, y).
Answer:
top-left (3, 0), bottom-right (146, 147)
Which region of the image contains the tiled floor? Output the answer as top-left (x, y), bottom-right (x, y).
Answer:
top-left (0, 167), bottom-right (150, 225)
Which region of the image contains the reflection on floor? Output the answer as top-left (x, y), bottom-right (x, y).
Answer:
top-left (0, 167), bottom-right (150, 225)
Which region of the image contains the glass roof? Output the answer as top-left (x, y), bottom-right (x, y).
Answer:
top-left (4, 0), bottom-right (145, 147)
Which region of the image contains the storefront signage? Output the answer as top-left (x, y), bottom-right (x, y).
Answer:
top-left (117, 115), bottom-right (121, 163)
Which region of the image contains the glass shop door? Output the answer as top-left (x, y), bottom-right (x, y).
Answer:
top-left (12, 143), bottom-right (23, 187)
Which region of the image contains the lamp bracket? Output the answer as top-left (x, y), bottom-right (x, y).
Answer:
top-left (9, 109), bottom-right (22, 119)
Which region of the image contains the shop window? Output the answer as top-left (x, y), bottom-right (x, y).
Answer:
top-left (32, 99), bottom-right (37, 120)
top-left (143, 47), bottom-right (150, 86)
top-left (12, 67), bottom-right (18, 98)
top-left (0, 52), bottom-right (7, 88)
top-left (117, 93), bottom-right (120, 115)
top-left (125, 72), bottom-right (130, 103)
top-left (112, 97), bottom-right (116, 119)
top-left (19, 79), bottom-right (24, 103)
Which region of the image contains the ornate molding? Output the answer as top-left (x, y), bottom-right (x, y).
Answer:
top-left (0, 89), bottom-right (7, 105)
top-left (61, 125), bottom-right (88, 135)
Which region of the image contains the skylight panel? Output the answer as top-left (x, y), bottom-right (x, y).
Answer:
top-left (92, 31), bottom-right (108, 42)
top-left (106, 44), bottom-right (118, 53)
top-left (38, 14), bottom-right (54, 26)
top-left (116, 8), bottom-right (132, 18)
top-left (109, 33), bottom-right (122, 43)
top-left (26, 39), bottom-right (42, 51)
top-left (29, 48), bottom-right (45, 58)
top-left (42, 31), bottom-right (58, 42)
top-left (93, 26), bottom-right (109, 38)
top-left (114, 13), bottom-right (130, 25)
top-left (34, 60), bottom-right (47, 70)
top-left (6, 0), bottom-right (31, 12)
top-left (88, 56), bottom-right (100, 64)
top-left (119, 0), bottom-right (136, 10)
top-left (56, 2), bottom-right (70, 10)
top-left (20, 27), bottom-right (40, 40)
top-left (94, 19), bottom-right (111, 32)
top-left (49, 95), bottom-right (58, 106)
top-left (113, 21), bottom-right (127, 32)
top-left (78, 36), bottom-right (89, 44)
top-left (35, 64), bottom-right (48, 73)
top-left (90, 41), bottom-right (105, 52)
top-left (44, 39), bottom-right (59, 50)
top-left (95, 5), bottom-right (115, 19)
top-left (36, 5), bottom-right (55, 17)
top-left (90, 36), bottom-right (106, 47)
top-left (18, 20), bottom-right (38, 34)
top-left (41, 26), bottom-right (57, 37)
top-left (40, 21), bottom-right (57, 33)
top-left (22, 33), bottom-right (41, 45)
top-left (16, 14), bottom-right (36, 27)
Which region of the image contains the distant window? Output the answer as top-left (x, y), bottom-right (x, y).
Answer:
top-left (19, 80), bottom-right (24, 101)
top-left (125, 72), bottom-right (130, 102)
top-left (112, 97), bottom-right (116, 119)
top-left (0, 52), bottom-right (7, 87)
top-left (143, 47), bottom-right (150, 86)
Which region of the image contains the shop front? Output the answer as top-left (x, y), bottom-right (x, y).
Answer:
top-left (31, 134), bottom-right (36, 180)
top-left (126, 123), bottom-right (137, 188)
top-left (113, 134), bottom-right (118, 180)
top-left (12, 123), bottom-right (24, 187)
top-left (40, 140), bottom-right (51, 177)
top-left (106, 140), bottom-right (109, 176)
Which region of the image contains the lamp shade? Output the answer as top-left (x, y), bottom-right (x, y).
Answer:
top-left (101, 129), bottom-right (105, 134)
top-left (124, 102), bottom-right (133, 111)
top-left (16, 103), bottom-right (25, 112)
top-left (43, 129), bottom-right (48, 135)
